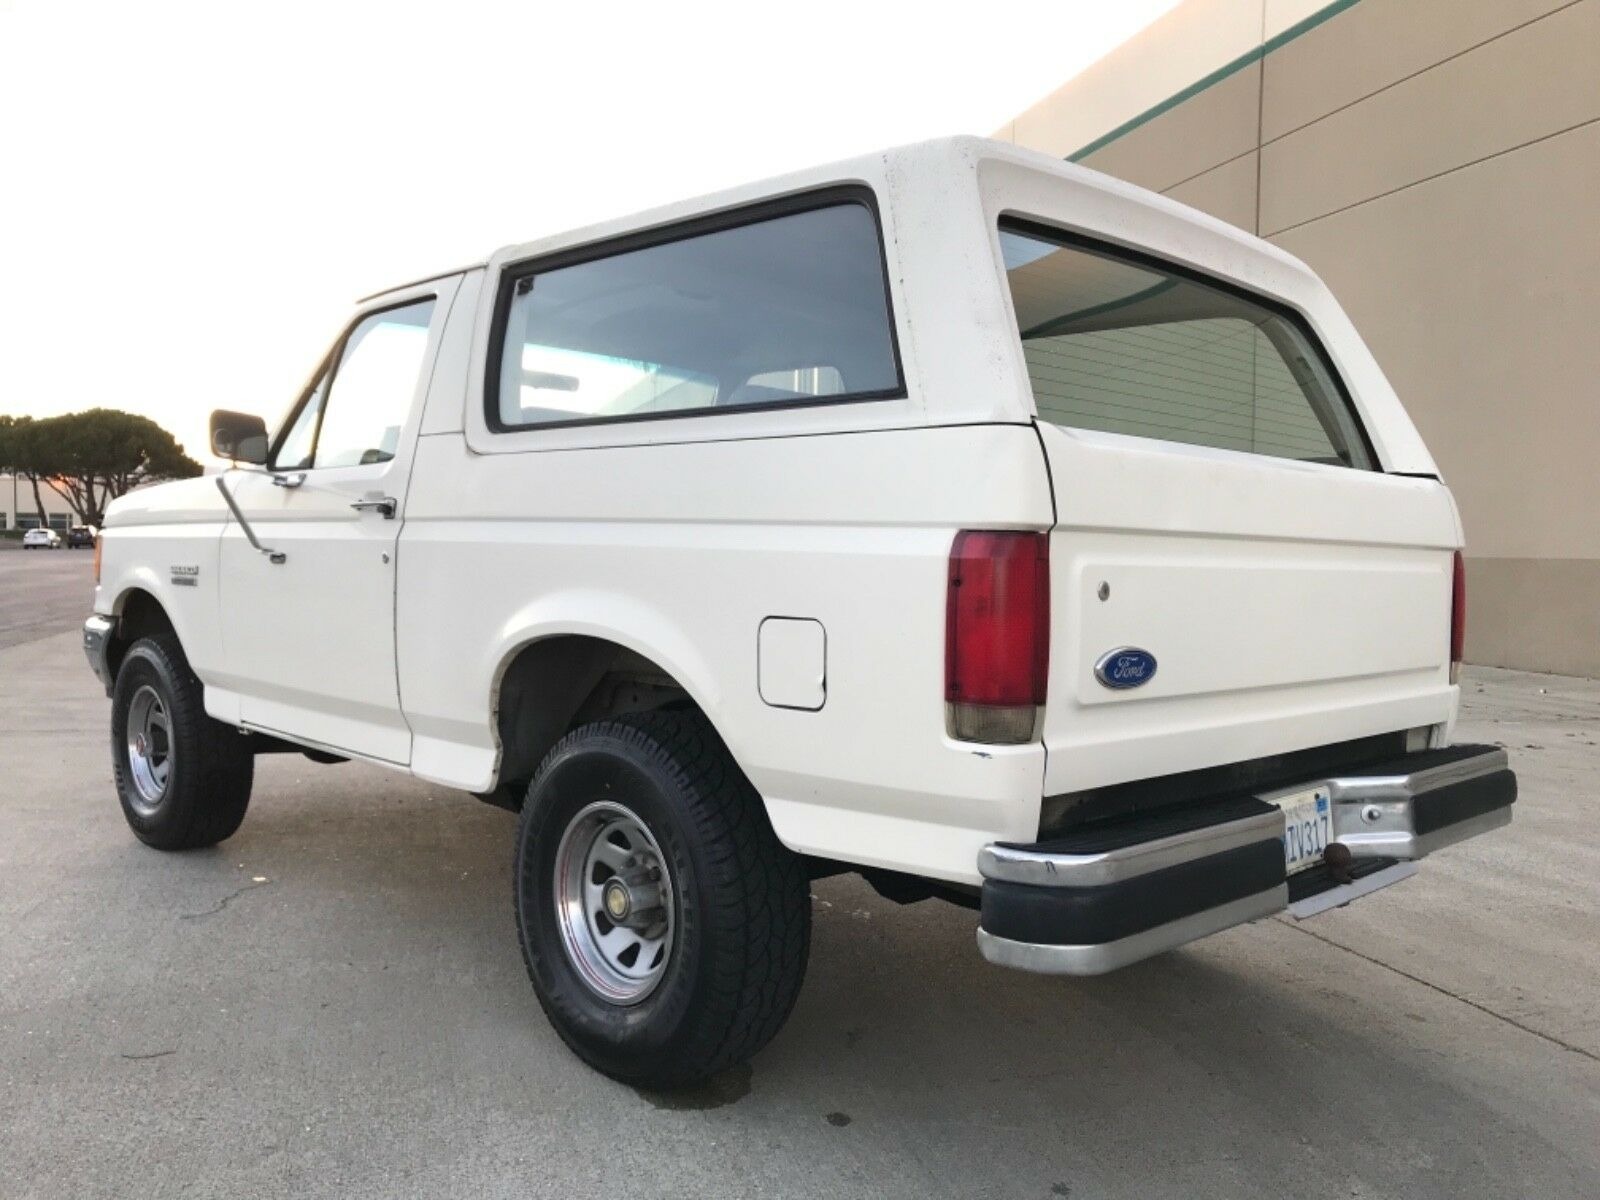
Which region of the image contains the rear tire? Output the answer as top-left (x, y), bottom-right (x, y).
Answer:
top-left (514, 711), bottom-right (811, 1089)
top-left (111, 633), bottom-right (253, 849)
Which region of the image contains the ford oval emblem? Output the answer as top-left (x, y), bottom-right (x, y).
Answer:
top-left (1094, 647), bottom-right (1157, 690)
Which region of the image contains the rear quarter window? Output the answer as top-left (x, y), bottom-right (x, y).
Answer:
top-left (490, 195), bottom-right (903, 431)
top-left (999, 220), bottom-right (1373, 470)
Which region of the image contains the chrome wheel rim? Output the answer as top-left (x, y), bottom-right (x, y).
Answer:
top-left (125, 684), bottom-right (173, 814)
top-left (553, 800), bottom-right (675, 1005)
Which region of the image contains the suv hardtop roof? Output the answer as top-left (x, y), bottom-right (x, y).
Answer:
top-left (360, 136), bottom-right (1310, 304)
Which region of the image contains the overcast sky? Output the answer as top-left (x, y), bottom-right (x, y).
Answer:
top-left (0, 0), bottom-right (1175, 462)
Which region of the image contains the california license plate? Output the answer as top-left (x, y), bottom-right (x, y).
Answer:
top-left (1271, 786), bottom-right (1333, 875)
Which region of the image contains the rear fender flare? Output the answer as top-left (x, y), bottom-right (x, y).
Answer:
top-left (486, 589), bottom-right (735, 770)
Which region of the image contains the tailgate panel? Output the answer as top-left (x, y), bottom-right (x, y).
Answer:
top-left (1068, 537), bottom-right (1445, 705)
top-left (1036, 422), bottom-right (1461, 799)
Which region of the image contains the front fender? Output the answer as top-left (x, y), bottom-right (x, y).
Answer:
top-left (94, 522), bottom-right (226, 702)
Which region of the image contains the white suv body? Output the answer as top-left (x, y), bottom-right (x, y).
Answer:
top-left (83, 138), bottom-right (1514, 1086)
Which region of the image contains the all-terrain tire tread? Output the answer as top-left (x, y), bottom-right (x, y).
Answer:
top-left (516, 709), bottom-right (810, 1085)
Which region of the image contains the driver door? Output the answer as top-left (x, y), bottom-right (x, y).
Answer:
top-left (218, 279), bottom-right (457, 763)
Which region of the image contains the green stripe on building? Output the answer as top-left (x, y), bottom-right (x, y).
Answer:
top-left (1068, 0), bottom-right (1365, 162)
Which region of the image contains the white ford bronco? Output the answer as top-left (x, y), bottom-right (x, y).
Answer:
top-left (84, 137), bottom-right (1516, 1088)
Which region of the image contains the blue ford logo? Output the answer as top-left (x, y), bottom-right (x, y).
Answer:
top-left (1094, 648), bottom-right (1157, 690)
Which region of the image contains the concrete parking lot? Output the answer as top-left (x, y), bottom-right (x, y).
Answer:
top-left (1, 551), bottom-right (1596, 1199)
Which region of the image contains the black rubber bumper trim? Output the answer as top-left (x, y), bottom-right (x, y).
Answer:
top-left (980, 838), bottom-right (1285, 947)
top-left (1412, 767), bottom-right (1517, 835)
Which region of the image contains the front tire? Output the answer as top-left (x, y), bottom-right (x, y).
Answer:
top-left (514, 711), bottom-right (811, 1089)
top-left (111, 633), bottom-right (253, 849)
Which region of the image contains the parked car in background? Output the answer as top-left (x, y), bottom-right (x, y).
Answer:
top-left (83, 136), bottom-right (1516, 1089)
top-left (65, 525), bottom-right (98, 549)
top-left (22, 528), bottom-right (62, 550)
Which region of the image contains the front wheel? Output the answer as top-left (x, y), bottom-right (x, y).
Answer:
top-left (514, 711), bottom-right (811, 1089)
top-left (111, 633), bottom-right (253, 849)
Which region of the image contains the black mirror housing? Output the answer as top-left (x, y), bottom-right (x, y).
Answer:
top-left (210, 410), bottom-right (269, 465)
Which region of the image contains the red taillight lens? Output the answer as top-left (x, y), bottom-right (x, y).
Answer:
top-left (93, 534), bottom-right (102, 585)
top-left (1450, 550), bottom-right (1466, 682)
top-left (945, 530), bottom-right (1050, 744)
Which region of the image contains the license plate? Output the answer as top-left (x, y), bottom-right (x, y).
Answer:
top-left (1270, 786), bottom-right (1332, 875)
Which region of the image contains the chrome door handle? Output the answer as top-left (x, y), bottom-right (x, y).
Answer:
top-left (350, 496), bottom-right (397, 519)
top-left (272, 472), bottom-right (306, 488)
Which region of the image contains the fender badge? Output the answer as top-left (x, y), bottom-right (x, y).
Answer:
top-left (170, 565), bottom-right (200, 587)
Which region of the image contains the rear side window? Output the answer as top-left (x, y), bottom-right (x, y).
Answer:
top-left (491, 197), bottom-right (902, 430)
top-left (999, 221), bottom-right (1372, 469)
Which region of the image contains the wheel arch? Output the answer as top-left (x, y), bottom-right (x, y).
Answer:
top-left (483, 603), bottom-right (735, 806)
top-left (104, 584), bottom-right (178, 681)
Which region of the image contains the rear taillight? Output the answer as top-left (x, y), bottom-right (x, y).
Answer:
top-left (945, 530), bottom-right (1049, 745)
top-left (1450, 549), bottom-right (1466, 684)
top-left (93, 534), bottom-right (102, 585)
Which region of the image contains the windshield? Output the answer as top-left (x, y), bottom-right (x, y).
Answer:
top-left (1000, 220), bottom-right (1372, 470)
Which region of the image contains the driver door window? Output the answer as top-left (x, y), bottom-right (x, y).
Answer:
top-left (274, 372), bottom-right (326, 471)
top-left (274, 298), bottom-right (436, 470)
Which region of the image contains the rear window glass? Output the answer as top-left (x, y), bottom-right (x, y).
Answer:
top-left (493, 200), bottom-right (902, 429)
top-left (999, 221), bottom-right (1372, 469)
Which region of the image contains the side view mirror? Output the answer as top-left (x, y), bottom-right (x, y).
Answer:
top-left (210, 410), bottom-right (269, 465)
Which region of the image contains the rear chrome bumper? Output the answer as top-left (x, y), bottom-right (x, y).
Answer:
top-left (1307, 747), bottom-right (1515, 860)
top-left (83, 614), bottom-right (115, 696)
top-left (977, 744), bottom-right (1515, 976)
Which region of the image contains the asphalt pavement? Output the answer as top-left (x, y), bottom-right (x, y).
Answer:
top-left (0, 540), bottom-right (97, 649)
top-left (1, 551), bottom-right (1596, 1199)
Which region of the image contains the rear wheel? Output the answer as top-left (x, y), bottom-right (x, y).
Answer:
top-left (514, 711), bottom-right (810, 1089)
top-left (111, 633), bottom-right (253, 849)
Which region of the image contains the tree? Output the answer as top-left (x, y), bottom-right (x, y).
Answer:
top-left (0, 415), bottom-right (51, 525)
top-left (1, 409), bottom-right (202, 526)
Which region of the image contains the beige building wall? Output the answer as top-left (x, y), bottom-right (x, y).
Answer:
top-left (999, 0), bottom-right (1600, 676)
top-left (1, 474), bottom-right (78, 532)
